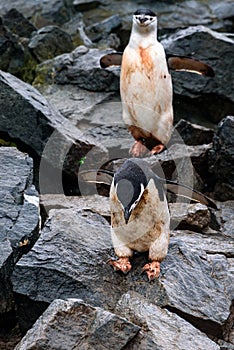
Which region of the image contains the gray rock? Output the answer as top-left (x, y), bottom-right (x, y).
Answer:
top-left (170, 202), bottom-right (211, 231)
top-left (40, 193), bottom-right (110, 217)
top-left (162, 26), bottom-right (234, 123)
top-left (0, 147), bottom-right (40, 315)
top-left (34, 46), bottom-right (120, 91)
top-left (15, 298), bottom-right (140, 350)
top-left (208, 116), bottom-right (234, 201)
top-left (0, 70), bottom-right (108, 186)
top-left (116, 292), bottom-right (220, 350)
top-left (28, 25), bottom-right (73, 62)
top-left (11, 205), bottom-right (233, 343)
top-left (87, 15), bottom-right (122, 43)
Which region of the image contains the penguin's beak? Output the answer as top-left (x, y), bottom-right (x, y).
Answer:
top-left (138, 15), bottom-right (147, 24)
top-left (124, 208), bottom-right (131, 224)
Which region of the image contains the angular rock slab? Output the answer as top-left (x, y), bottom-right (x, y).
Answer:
top-left (116, 292), bottom-right (220, 350)
top-left (161, 232), bottom-right (234, 339)
top-left (11, 209), bottom-right (165, 332)
top-left (15, 298), bottom-right (139, 350)
top-left (0, 147), bottom-right (40, 314)
top-left (0, 70), bottom-right (108, 184)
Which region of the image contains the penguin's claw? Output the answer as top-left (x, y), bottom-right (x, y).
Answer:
top-left (129, 141), bottom-right (148, 157)
top-left (150, 144), bottom-right (165, 154)
top-left (108, 257), bottom-right (132, 274)
top-left (142, 261), bottom-right (160, 281)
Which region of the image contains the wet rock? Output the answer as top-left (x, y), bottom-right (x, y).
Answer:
top-left (0, 70), bottom-right (108, 186)
top-left (2, 8), bottom-right (36, 38)
top-left (116, 292), bottom-right (220, 350)
top-left (28, 25), bottom-right (73, 62)
top-left (34, 45), bottom-right (120, 91)
top-left (170, 202), bottom-right (211, 231)
top-left (15, 298), bottom-right (139, 350)
top-left (162, 26), bottom-right (234, 123)
top-left (208, 116), bottom-right (234, 201)
top-left (174, 119), bottom-right (214, 145)
top-left (0, 147), bottom-right (40, 317)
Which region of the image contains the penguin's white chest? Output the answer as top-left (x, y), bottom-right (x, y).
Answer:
top-left (120, 43), bottom-right (173, 144)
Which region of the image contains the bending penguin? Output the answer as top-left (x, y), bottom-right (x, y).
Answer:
top-left (109, 158), bottom-right (170, 280)
top-left (100, 9), bottom-right (214, 157)
top-left (79, 159), bottom-right (217, 281)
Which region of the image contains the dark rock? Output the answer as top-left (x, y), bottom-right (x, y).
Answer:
top-left (15, 298), bottom-right (140, 349)
top-left (169, 203), bottom-right (211, 231)
top-left (2, 9), bottom-right (36, 38)
top-left (174, 119), bottom-right (214, 145)
top-left (73, 0), bottom-right (103, 12)
top-left (34, 45), bottom-right (120, 91)
top-left (0, 70), bottom-right (108, 188)
top-left (0, 147), bottom-right (40, 318)
top-left (87, 15), bottom-right (122, 43)
top-left (0, 22), bottom-right (27, 76)
top-left (208, 116), bottom-right (234, 200)
top-left (162, 26), bottom-right (234, 123)
top-left (116, 292), bottom-right (220, 350)
top-left (28, 25), bottom-right (73, 62)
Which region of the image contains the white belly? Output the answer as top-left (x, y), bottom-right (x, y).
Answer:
top-left (110, 179), bottom-right (170, 260)
top-left (120, 43), bottom-right (173, 145)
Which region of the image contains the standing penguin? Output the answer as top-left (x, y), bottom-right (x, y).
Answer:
top-left (109, 158), bottom-right (170, 280)
top-left (100, 9), bottom-right (214, 157)
top-left (120, 8), bottom-right (173, 156)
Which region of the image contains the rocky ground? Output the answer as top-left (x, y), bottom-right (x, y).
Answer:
top-left (0, 0), bottom-right (234, 349)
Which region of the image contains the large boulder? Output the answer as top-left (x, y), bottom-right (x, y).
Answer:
top-left (11, 207), bottom-right (233, 346)
top-left (15, 298), bottom-right (139, 349)
top-left (0, 70), bottom-right (108, 191)
top-left (0, 147), bottom-right (40, 318)
top-left (208, 116), bottom-right (234, 200)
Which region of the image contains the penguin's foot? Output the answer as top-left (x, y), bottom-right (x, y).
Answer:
top-left (142, 261), bottom-right (160, 281)
top-left (108, 257), bottom-right (132, 274)
top-left (129, 141), bottom-right (148, 157)
top-left (150, 144), bottom-right (164, 155)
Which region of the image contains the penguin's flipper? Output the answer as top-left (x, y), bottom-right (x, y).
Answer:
top-left (164, 180), bottom-right (217, 209)
top-left (167, 55), bottom-right (215, 77)
top-left (78, 169), bottom-right (114, 186)
top-left (100, 52), bottom-right (123, 68)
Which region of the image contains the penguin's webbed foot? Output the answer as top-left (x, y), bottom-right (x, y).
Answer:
top-left (150, 144), bottom-right (165, 155)
top-left (129, 141), bottom-right (148, 157)
top-left (108, 257), bottom-right (132, 274)
top-left (142, 261), bottom-right (160, 281)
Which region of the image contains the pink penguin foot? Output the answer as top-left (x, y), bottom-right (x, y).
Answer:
top-left (108, 257), bottom-right (132, 274)
top-left (142, 261), bottom-right (161, 281)
top-left (150, 144), bottom-right (165, 155)
top-left (129, 141), bottom-right (148, 157)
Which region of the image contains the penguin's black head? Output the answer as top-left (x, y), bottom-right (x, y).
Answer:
top-left (113, 159), bottom-right (150, 224)
top-left (133, 8), bottom-right (157, 27)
